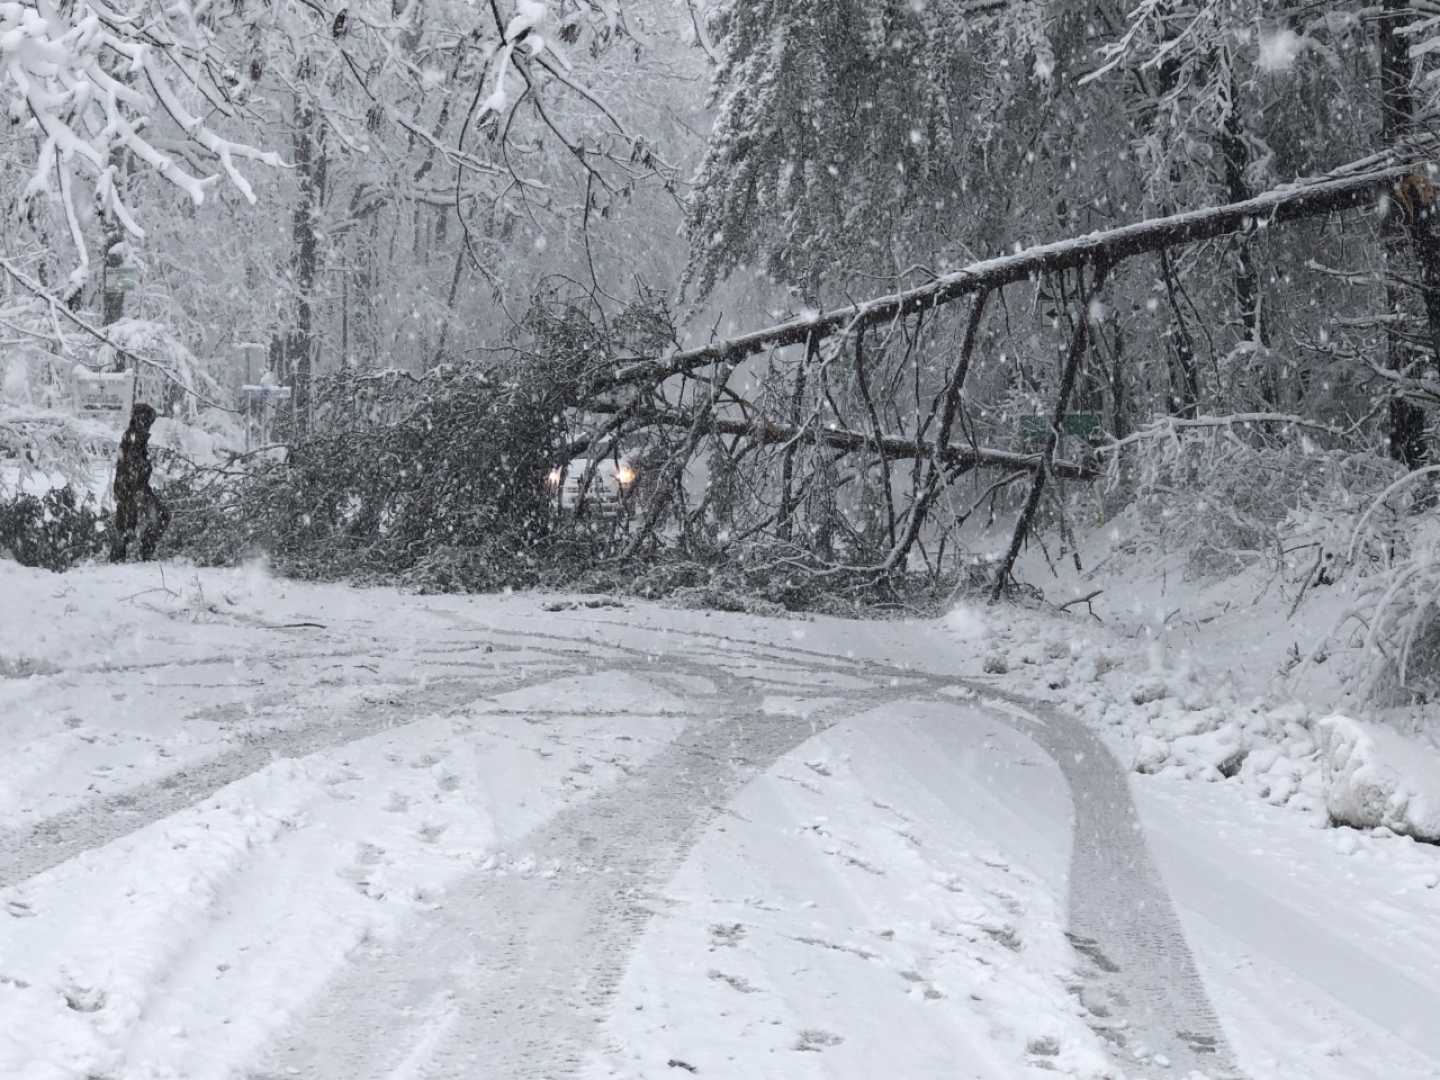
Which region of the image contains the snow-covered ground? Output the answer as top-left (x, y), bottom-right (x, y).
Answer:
top-left (1, 558), bottom-right (1438, 1079)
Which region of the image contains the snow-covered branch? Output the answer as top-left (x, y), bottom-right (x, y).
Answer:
top-left (574, 402), bottom-right (1097, 480)
top-left (611, 155), bottom-right (1436, 392)
top-left (0, 253), bottom-right (233, 412)
top-left (1, 0), bottom-right (283, 281)
top-left (1098, 412), bottom-right (1361, 455)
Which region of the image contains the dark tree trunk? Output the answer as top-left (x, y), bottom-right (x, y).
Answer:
top-left (1217, 50), bottom-right (1273, 406)
top-left (1380, 0), bottom-right (1430, 470)
top-left (1108, 318), bottom-right (1129, 443)
top-left (1158, 249), bottom-right (1200, 418)
top-left (776, 335), bottom-right (814, 544)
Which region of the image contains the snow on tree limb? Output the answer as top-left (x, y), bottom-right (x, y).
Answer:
top-left (573, 402), bottom-right (1097, 481)
top-left (2, 0), bottom-right (282, 282)
top-left (1098, 412), bottom-right (1364, 454)
top-left (0, 252), bottom-right (234, 412)
top-left (612, 156), bottom-right (1440, 392)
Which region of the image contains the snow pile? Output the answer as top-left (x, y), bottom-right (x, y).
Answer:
top-left (943, 602), bottom-right (988, 641)
top-left (1317, 715), bottom-right (1440, 843)
top-left (943, 606), bottom-right (1331, 816)
top-left (941, 598), bottom-right (1440, 846)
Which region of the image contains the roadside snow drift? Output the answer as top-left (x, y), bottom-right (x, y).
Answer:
top-left (1319, 715), bottom-right (1440, 842)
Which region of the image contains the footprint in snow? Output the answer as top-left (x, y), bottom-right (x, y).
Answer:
top-left (1065, 932), bottom-right (1120, 974)
top-left (988, 888), bottom-right (1024, 916)
top-left (898, 970), bottom-right (945, 1000)
top-left (982, 925), bottom-right (1022, 951)
top-left (708, 922), bottom-right (746, 949)
top-left (62, 985), bottom-right (107, 1013)
top-left (435, 772), bottom-right (462, 793)
top-left (707, 969), bottom-right (760, 994)
top-left (1025, 1035), bottom-right (1061, 1058)
top-left (794, 1029), bottom-right (844, 1052)
top-left (793, 936), bottom-right (877, 961)
top-left (826, 848), bottom-right (886, 876)
top-left (383, 791), bottom-right (412, 813)
top-left (340, 843), bottom-right (389, 900)
top-left (356, 841), bottom-right (385, 866)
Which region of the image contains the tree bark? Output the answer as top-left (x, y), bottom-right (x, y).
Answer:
top-left (1158, 248), bottom-right (1199, 417)
top-left (776, 334), bottom-right (815, 543)
top-left (101, 148), bottom-right (128, 328)
top-left (1380, 0), bottom-right (1430, 470)
top-left (1217, 49), bottom-right (1273, 405)
top-left (287, 92), bottom-right (326, 433)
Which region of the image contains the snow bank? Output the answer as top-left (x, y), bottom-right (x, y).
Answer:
top-left (939, 605), bottom-right (1332, 815)
top-left (1318, 715), bottom-right (1440, 843)
top-left (948, 597), bottom-right (1440, 842)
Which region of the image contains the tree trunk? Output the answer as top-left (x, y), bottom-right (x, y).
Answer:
top-left (287, 93), bottom-right (326, 434)
top-left (577, 401), bottom-right (1097, 480)
top-left (777, 333), bottom-right (815, 544)
top-left (610, 161), bottom-right (1428, 395)
top-left (1380, 0), bottom-right (1430, 470)
top-left (1217, 49), bottom-right (1272, 405)
top-left (1158, 248), bottom-right (1200, 418)
top-left (101, 149), bottom-right (128, 327)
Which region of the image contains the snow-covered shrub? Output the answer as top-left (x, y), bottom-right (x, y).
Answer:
top-left (0, 485), bottom-right (108, 571)
top-left (1329, 467), bottom-right (1440, 705)
top-left (0, 405), bottom-right (119, 498)
top-left (163, 358), bottom-right (577, 586)
top-left (1117, 426), bottom-right (1400, 581)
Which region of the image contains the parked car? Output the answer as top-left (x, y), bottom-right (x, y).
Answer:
top-left (546, 456), bottom-right (638, 513)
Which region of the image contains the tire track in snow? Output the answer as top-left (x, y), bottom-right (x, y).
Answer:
top-left (0, 658), bottom-right (605, 890)
top-left (8, 607), bottom-right (1243, 1079)
top-left (963, 685), bottom-right (1245, 1079)
top-left (0, 622), bottom-right (875, 893)
top-left (252, 657), bottom-right (908, 1080)
top-left (248, 629), bottom-right (1241, 1080)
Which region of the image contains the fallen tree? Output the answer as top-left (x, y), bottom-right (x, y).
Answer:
top-left (606, 155), bottom-right (1437, 392)
top-left (572, 404), bottom-right (1097, 480)
top-left (141, 148), bottom-right (1440, 608)
top-left (582, 149), bottom-right (1439, 598)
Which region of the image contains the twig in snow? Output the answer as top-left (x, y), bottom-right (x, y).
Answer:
top-left (1056, 589), bottom-right (1104, 622)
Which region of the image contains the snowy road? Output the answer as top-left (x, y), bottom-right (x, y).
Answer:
top-left (2, 564), bottom-right (1438, 1079)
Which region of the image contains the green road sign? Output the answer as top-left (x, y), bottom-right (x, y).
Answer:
top-left (1019, 413), bottom-right (1102, 448)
